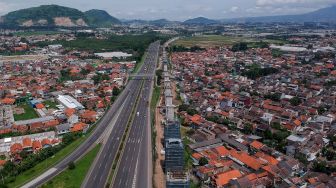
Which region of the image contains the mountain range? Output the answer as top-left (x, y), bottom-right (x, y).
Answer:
top-left (184, 5), bottom-right (336, 24)
top-left (0, 4), bottom-right (336, 28)
top-left (0, 5), bottom-right (120, 27)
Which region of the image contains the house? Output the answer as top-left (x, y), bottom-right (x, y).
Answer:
top-left (56, 123), bottom-right (71, 135)
top-left (22, 137), bottom-right (32, 151)
top-left (32, 140), bottom-right (42, 151)
top-left (71, 122), bottom-right (88, 132)
top-left (80, 110), bottom-right (97, 123)
top-left (10, 143), bottom-right (23, 154)
top-left (41, 139), bottom-right (52, 148)
top-left (213, 169), bottom-right (243, 187)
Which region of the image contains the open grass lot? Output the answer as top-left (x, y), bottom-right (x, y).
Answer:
top-left (13, 104), bottom-right (39, 121)
top-left (43, 100), bottom-right (58, 109)
top-left (173, 35), bottom-right (285, 48)
top-left (8, 135), bottom-right (89, 188)
top-left (41, 144), bottom-right (101, 188)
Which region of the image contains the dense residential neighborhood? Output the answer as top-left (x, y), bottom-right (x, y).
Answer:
top-left (0, 32), bottom-right (136, 169)
top-left (170, 32), bottom-right (336, 187)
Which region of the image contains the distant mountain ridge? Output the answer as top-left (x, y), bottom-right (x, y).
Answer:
top-left (224, 5), bottom-right (336, 23)
top-left (0, 5), bottom-right (120, 27)
top-left (183, 17), bottom-right (219, 25)
top-left (183, 5), bottom-right (336, 24)
top-left (124, 19), bottom-right (179, 26)
top-left (84, 9), bottom-right (121, 27)
top-left (0, 4), bottom-right (335, 28)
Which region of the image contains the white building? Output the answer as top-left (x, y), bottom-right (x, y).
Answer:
top-left (57, 95), bottom-right (84, 110)
top-left (94, 52), bottom-right (132, 59)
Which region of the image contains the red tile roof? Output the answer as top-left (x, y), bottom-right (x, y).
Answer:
top-left (32, 140), bottom-right (42, 151)
top-left (190, 114), bottom-right (202, 125)
top-left (35, 103), bottom-right (44, 109)
top-left (41, 138), bottom-right (51, 146)
top-left (22, 137), bottom-right (32, 148)
top-left (1, 98), bottom-right (15, 105)
top-left (230, 150), bottom-right (263, 171)
top-left (215, 169), bottom-right (242, 187)
top-left (192, 153), bottom-right (203, 161)
top-left (0, 160), bottom-right (6, 166)
top-left (43, 120), bottom-right (59, 128)
top-left (71, 122), bottom-right (87, 132)
top-left (10, 143), bottom-right (23, 154)
top-left (255, 152), bottom-right (278, 165)
top-left (250, 140), bottom-right (264, 150)
top-left (65, 108), bottom-right (76, 117)
top-left (213, 146), bottom-right (230, 157)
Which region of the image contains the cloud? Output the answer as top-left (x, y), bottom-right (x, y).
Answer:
top-left (230, 6), bottom-right (239, 12)
top-left (0, 2), bottom-right (11, 15)
top-left (256, 0), bottom-right (336, 6)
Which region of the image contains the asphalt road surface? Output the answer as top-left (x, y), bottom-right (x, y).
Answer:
top-left (111, 43), bottom-right (159, 188)
top-left (82, 41), bottom-right (160, 188)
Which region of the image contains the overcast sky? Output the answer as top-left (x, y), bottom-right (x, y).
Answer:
top-left (0, 0), bottom-right (335, 21)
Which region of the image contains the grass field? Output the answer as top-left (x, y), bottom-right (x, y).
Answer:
top-left (13, 104), bottom-right (39, 121)
top-left (173, 35), bottom-right (285, 48)
top-left (8, 135), bottom-right (89, 188)
top-left (43, 100), bottom-right (58, 109)
top-left (41, 144), bottom-right (101, 188)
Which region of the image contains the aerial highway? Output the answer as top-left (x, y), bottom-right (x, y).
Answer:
top-left (22, 41), bottom-right (160, 188)
top-left (82, 41), bottom-right (160, 188)
top-left (111, 43), bottom-right (159, 188)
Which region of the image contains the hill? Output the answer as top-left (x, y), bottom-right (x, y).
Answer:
top-left (123, 19), bottom-right (178, 26)
top-left (84, 9), bottom-right (120, 27)
top-left (183, 17), bottom-right (219, 25)
top-left (0, 5), bottom-right (120, 27)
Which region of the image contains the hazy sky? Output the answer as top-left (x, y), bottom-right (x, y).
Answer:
top-left (0, 0), bottom-right (335, 20)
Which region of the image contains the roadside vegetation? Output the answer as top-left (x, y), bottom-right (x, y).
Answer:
top-left (4, 133), bottom-right (85, 187)
top-left (151, 86), bottom-right (161, 164)
top-left (41, 144), bottom-right (101, 188)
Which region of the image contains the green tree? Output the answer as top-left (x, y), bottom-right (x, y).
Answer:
top-left (242, 124), bottom-right (253, 134)
top-left (231, 42), bottom-right (248, 52)
top-left (112, 87), bottom-right (120, 96)
top-left (199, 157), bottom-right (208, 166)
top-left (289, 97), bottom-right (301, 106)
top-left (68, 161), bottom-right (75, 170)
top-left (313, 160), bottom-right (327, 173)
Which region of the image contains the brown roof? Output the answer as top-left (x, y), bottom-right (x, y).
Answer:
top-left (65, 108), bottom-right (76, 117)
top-left (10, 143), bottom-right (23, 154)
top-left (32, 140), bottom-right (42, 150)
top-left (215, 169), bottom-right (242, 187)
top-left (250, 140), bottom-right (264, 150)
top-left (1, 98), bottom-right (15, 105)
top-left (41, 138), bottom-right (51, 146)
top-left (22, 137), bottom-right (32, 148)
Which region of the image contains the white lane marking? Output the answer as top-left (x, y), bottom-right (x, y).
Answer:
top-left (132, 156), bottom-right (140, 188)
